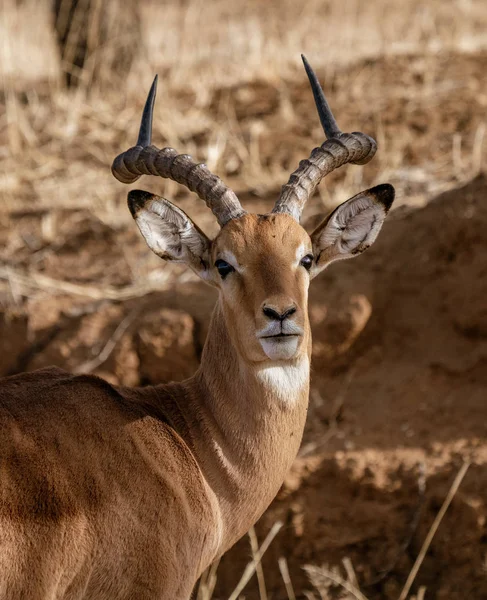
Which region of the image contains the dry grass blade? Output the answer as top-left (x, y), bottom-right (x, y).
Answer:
top-left (342, 558), bottom-right (359, 591)
top-left (398, 462), bottom-right (470, 600)
top-left (278, 556), bottom-right (296, 600)
top-left (196, 557), bottom-right (221, 600)
top-left (305, 564), bottom-right (370, 600)
top-left (410, 586), bottom-right (426, 600)
top-left (228, 522), bottom-right (283, 600)
top-left (249, 526), bottom-right (268, 600)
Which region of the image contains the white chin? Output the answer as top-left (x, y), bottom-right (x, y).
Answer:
top-left (259, 336), bottom-right (300, 361)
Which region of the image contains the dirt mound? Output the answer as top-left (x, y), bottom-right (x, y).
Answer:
top-left (213, 174), bottom-right (487, 599)
top-left (1, 172), bottom-right (487, 598)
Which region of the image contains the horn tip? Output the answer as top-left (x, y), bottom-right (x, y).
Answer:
top-left (148, 74), bottom-right (158, 101)
top-left (301, 54), bottom-right (311, 71)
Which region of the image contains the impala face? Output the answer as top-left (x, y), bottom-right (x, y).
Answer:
top-left (211, 213), bottom-right (312, 362)
top-left (128, 182), bottom-right (394, 364)
top-left (113, 56), bottom-right (395, 365)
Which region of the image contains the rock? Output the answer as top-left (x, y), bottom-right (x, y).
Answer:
top-left (310, 294), bottom-right (372, 364)
top-left (135, 309), bottom-right (199, 384)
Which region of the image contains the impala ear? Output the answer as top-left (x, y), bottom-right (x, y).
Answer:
top-left (128, 190), bottom-right (212, 281)
top-left (310, 184), bottom-right (394, 278)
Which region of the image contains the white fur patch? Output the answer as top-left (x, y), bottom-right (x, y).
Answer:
top-left (255, 357), bottom-right (309, 405)
top-left (295, 243), bottom-right (305, 266)
top-left (218, 250), bottom-right (242, 272)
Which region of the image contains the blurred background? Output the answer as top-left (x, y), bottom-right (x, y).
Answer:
top-left (1, 0), bottom-right (487, 598)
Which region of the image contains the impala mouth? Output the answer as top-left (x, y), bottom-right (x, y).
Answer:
top-left (258, 328), bottom-right (303, 361)
top-left (260, 333), bottom-right (300, 339)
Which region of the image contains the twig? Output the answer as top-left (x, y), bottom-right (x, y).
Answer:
top-left (73, 306), bottom-right (141, 374)
top-left (228, 522), bottom-right (283, 600)
top-left (397, 461), bottom-right (470, 600)
top-left (0, 266), bottom-right (176, 300)
top-left (472, 122), bottom-right (486, 176)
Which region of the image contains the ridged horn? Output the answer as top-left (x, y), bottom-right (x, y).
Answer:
top-left (111, 76), bottom-right (246, 227)
top-left (272, 55), bottom-right (377, 222)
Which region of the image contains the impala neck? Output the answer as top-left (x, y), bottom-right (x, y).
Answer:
top-left (178, 299), bottom-right (310, 553)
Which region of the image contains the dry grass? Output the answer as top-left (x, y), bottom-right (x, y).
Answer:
top-left (2, 0), bottom-right (487, 310)
top-left (2, 0), bottom-right (487, 217)
top-left (4, 0), bottom-right (487, 87)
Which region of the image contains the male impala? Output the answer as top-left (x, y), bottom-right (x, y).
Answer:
top-left (0, 56), bottom-right (394, 599)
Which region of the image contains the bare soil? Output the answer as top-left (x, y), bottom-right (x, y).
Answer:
top-left (214, 173), bottom-right (487, 600)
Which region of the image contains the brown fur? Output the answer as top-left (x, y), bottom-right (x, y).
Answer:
top-left (0, 214), bottom-right (312, 599)
top-left (0, 193), bottom-right (393, 598)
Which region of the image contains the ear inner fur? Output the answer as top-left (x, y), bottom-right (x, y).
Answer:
top-left (129, 189), bottom-right (212, 278)
top-left (311, 184), bottom-right (395, 272)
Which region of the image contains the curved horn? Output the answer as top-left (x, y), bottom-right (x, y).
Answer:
top-left (272, 55), bottom-right (377, 222)
top-left (111, 76), bottom-right (246, 227)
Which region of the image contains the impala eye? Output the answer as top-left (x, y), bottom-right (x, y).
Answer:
top-left (215, 259), bottom-right (235, 280)
top-left (300, 254), bottom-right (313, 271)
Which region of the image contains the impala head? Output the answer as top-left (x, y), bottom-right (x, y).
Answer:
top-left (112, 56), bottom-right (394, 364)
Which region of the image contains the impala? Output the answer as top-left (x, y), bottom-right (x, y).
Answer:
top-left (0, 56), bottom-right (394, 599)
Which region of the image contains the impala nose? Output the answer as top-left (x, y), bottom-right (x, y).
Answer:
top-left (262, 304), bottom-right (297, 322)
